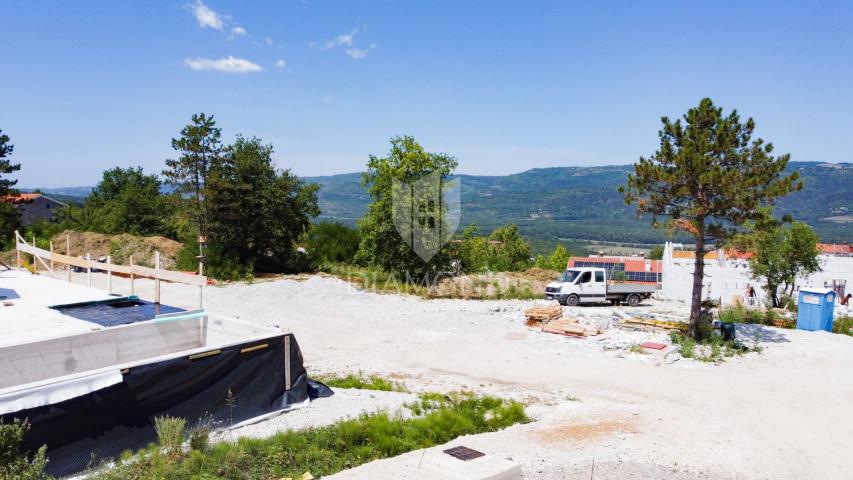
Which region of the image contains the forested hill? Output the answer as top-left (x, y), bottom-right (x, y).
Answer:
top-left (305, 162), bottom-right (853, 244)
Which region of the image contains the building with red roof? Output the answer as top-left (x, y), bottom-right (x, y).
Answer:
top-left (2, 192), bottom-right (67, 225)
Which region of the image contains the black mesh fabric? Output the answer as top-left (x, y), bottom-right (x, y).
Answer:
top-left (2, 333), bottom-right (308, 477)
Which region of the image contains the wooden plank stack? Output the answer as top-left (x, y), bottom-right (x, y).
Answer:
top-left (524, 305), bottom-right (563, 326)
top-left (542, 317), bottom-right (602, 337)
top-left (619, 317), bottom-right (688, 333)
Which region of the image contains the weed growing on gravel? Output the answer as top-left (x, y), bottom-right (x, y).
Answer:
top-left (833, 316), bottom-right (853, 337)
top-left (669, 331), bottom-right (756, 363)
top-left (88, 393), bottom-right (528, 480)
top-left (315, 373), bottom-right (407, 392)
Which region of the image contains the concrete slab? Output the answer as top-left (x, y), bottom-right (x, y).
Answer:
top-left (328, 444), bottom-right (521, 480)
top-left (0, 270), bottom-right (115, 346)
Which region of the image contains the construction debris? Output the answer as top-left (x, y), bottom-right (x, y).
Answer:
top-left (542, 317), bottom-right (601, 337)
top-left (524, 304), bottom-right (562, 326)
top-left (619, 317), bottom-right (688, 333)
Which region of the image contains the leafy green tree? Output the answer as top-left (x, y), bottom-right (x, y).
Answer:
top-left (306, 222), bottom-right (360, 265)
top-left (163, 113), bottom-right (223, 251)
top-left (534, 244), bottom-right (571, 271)
top-left (745, 215), bottom-right (821, 307)
top-left (76, 167), bottom-right (168, 236)
top-left (648, 245), bottom-right (664, 260)
top-left (354, 136), bottom-right (458, 279)
top-left (486, 224), bottom-right (532, 271)
top-left (621, 98), bottom-right (802, 338)
top-left (206, 136), bottom-right (319, 277)
top-left (0, 130), bottom-right (21, 243)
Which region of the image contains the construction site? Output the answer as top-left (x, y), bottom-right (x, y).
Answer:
top-left (3, 231), bottom-right (853, 480)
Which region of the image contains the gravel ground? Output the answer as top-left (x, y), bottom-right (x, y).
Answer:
top-left (52, 273), bottom-right (853, 479)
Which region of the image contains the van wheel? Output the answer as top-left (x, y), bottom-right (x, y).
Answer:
top-left (566, 295), bottom-right (580, 307)
top-left (627, 294), bottom-right (640, 307)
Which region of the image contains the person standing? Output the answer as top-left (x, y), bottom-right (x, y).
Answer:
top-left (745, 284), bottom-right (757, 306)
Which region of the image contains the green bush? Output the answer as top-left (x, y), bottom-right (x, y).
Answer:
top-left (154, 416), bottom-right (186, 455)
top-left (306, 222), bottom-right (360, 265)
top-left (719, 303), bottom-right (793, 328)
top-left (532, 244), bottom-right (571, 272)
top-left (0, 419), bottom-right (51, 480)
top-left (833, 316), bottom-right (853, 337)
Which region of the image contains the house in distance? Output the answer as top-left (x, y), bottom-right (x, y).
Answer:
top-left (2, 192), bottom-right (67, 225)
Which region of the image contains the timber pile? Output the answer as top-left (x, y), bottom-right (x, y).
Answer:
top-left (524, 305), bottom-right (563, 326)
top-left (542, 317), bottom-right (602, 337)
top-left (619, 317), bottom-right (688, 333)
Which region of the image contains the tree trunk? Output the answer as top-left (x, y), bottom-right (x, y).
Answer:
top-left (689, 235), bottom-right (706, 339)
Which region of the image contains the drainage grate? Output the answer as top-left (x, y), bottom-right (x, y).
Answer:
top-left (443, 446), bottom-right (485, 461)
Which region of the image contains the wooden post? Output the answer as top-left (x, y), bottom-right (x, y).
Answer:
top-left (31, 236), bottom-right (36, 273)
top-left (66, 234), bottom-right (72, 282)
top-left (106, 256), bottom-right (112, 292)
top-left (49, 241), bottom-right (54, 272)
top-left (154, 251), bottom-right (161, 304)
top-left (130, 255), bottom-right (135, 295)
top-left (86, 253), bottom-right (92, 286)
top-left (198, 260), bottom-right (204, 309)
top-left (16, 233), bottom-right (21, 270)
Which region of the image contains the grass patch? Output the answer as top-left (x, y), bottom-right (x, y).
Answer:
top-left (669, 331), bottom-right (756, 363)
top-left (88, 393), bottom-right (528, 480)
top-left (719, 303), bottom-right (795, 329)
top-left (314, 373), bottom-right (406, 392)
top-left (833, 316), bottom-right (853, 337)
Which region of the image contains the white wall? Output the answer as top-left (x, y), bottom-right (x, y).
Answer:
top-left (661, 242), bottom-right (852, 313)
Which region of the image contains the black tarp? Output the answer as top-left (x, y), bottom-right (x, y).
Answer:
top-left (2, 333), bottom-right (308, 477)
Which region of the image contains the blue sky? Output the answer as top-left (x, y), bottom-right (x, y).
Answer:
top-left (3, 1), bottom-right (853, 187)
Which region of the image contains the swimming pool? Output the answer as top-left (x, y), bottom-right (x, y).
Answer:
top-left (50, 295), bottom-right (185, 326)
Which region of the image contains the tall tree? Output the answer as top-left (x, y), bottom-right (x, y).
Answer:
top-left (0, 130), bottom-right (21, 242)
top-left (621, 98), bottom-right (801, 338)
top-left (354, 136), bottom-right (458, 279)
top-left (163, 113), bottom-right (223, 255)
top-left (206, 136), bottom-right (319, 276)
top-left (79, 167), bottom-right (168, 236)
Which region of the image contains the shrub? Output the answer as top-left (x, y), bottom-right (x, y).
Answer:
top-left (0, 419), bottom-right (51, 480)
top-left (833, 316), bottom-right (853, 337)
top-left (154, 416), bottom-right (186, 455)
top-left (306, 222), bottom-right (360, 265)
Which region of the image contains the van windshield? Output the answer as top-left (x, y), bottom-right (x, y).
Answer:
top-left (561, 270), bottom-right (581, 283)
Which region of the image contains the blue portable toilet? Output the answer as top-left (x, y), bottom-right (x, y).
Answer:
top-left (796, 288), bottom-right (836, 332)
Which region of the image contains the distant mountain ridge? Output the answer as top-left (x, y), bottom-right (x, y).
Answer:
top-left (23, 161), bottom-right (853, 243)
top-left (304, 162), bottom-right (853, 244)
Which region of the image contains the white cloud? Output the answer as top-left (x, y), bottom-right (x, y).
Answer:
top-left (264, 37), bottom-right (273, 46)
top-left (323, 30), bottom-right (356, 49)
top-left (275, 58), bottom-right (286, 69)
top-left (184, 56), bottom-right (263, 73)
top-left (191, 0), bottom-right (224, 30)
top-left (229, 26), bottom-right (247, 39)
top-left (346, 42), bottom-right (376, 60)
top-left (320, 26), bottom-right (374, 59)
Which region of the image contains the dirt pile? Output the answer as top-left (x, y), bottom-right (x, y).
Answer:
top-left (50, 230), bottom-right (184, 269)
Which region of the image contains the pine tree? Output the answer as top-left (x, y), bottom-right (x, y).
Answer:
top-left (163, 113), bottom-right (223, 256)
top-left (0, 130), bottom-right (21, 242)
top-left (620, 98), bottom-right (801, 338)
